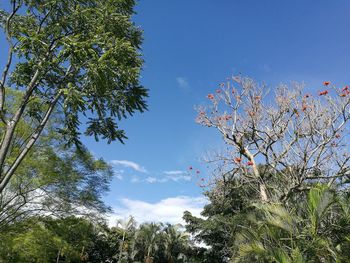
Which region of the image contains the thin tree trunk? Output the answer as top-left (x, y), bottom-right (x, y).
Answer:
top-left (118, 231), bottom-right (126, 262)
top-left (56, 249), bottom-right (61, 263)
top-left (244, 147), bottom-right (269, 201)
top-left (0, 93), bottom-right (61, 193)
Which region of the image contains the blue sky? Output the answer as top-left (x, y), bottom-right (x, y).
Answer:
top-left (2, 0), bottom-right (350, 224)
top-left (97, 0), bottom-right (350, 224)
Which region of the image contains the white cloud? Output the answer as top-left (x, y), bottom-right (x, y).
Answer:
top-left (145, 177), bottom-right (158, 183)
top-left (107, 196), bottom-right (207, 226)
top-left (167, 174), bottom-right (191, 182)
top-left (163, 170), bottom-right (184, 175)
top-left (131, 173), bottom-right (191, 184)
top-left (111, 160), bottom-right (147, 173)
top-left (130, 177), bottom-right (141, 183)
top-left (176, 77), bottom-right (190, 90)
top-left (115, 174), bottom-right (123, 180)
top-left (114, 169), bottom-right (124, 180)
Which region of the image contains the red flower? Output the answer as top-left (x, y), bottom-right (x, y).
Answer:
top-left (335, 133), bottom-right (341, 139)
top-left (207, 94), bottom-right (214, 100)
top-left (188, 166), bottom-right (193, 170)
top-left (319, 90), bottom-right (329, 96)
top-left (248, 111), bottom-right (255, 117)
top-left (234, 157), bottom-right (242, 163)
top-left (196, 170), bottom-right (200, 174)
top-left (247, 161), bottom-right (254, 166)
top-left (216, 89), bottom-right (221, 93)
top-left (302, 105), bottom-right (307, 112)
top-left (233, 76), bottom-right (241, 83)
top-left (304, 94), bottom-right (310, 98)
top-left (343, 86), bottom-right (349, 91)
top-left (323, 81), bottom-right (330, 86)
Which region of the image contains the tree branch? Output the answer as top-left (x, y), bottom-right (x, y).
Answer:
top-left (0, 92), bottom-right (62, 193)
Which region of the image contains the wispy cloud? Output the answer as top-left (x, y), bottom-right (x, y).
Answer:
top-left (115, 174), bottom-right (123, 180)
top-left (130, 177), bottom-right (142, 183)
top-left (176, 77), bottom-right (190, 91)
top-left (163, 170), bottom-right (184, 175)
top-left (111, 160), bottom-right (147, 173)
top-left (167, 174), bottom-right (191, 182)
top-left (130, 172), bottom-right (191, 184)
top-left (145, 177), bottom-right (158, 183)
top-left (107, 196), bottom-right (207, 225)
top-left (114, 169), bottom-right (124, 180)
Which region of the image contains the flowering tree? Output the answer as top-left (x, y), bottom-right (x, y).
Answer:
top-left (196, 77), bottom-right (350, 202)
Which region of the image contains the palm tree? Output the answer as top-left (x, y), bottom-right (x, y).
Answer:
top-left (232, 184), bottom-right (345, 262)
top-left (163, 224), bottom-right (189, 263)
top-left (134, 222), bottom-right (162, 263)
top-left (116, 216), bottom-right (136, 263)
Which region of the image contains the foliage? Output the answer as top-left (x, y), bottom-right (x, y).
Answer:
top-left (0, 216), bottom-right (205, 263)
top-left (185, 77), bottom-right (350, 262)
top-left (0, 93), bottom-right (114, 226)
top-left (0, 0), bottom-right (148, 194)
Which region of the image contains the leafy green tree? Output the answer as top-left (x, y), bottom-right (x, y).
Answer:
top-left (0, 216), bottom-right (97, 262)
top-left (115, 216), bottom-right (137, 263)
top-left (231, 185), bottom-right (350, 262)
top-left (184, 176), bottom-right (257, 263)
top-left (0, 128), bottom-right (113, 227)
top-left (163, 224), bottom-right (190, 263)
top-left (134, 223), bottom-right (162, 263)
top-left (0, 216), bottom-right (207, 262)
top-left (0, 0), bottom-right (147, 194)
top-left (85, 225), bottom-right (122, 263)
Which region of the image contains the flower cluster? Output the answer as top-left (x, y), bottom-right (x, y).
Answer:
top-left (319, 90), bottom-right (329, 96)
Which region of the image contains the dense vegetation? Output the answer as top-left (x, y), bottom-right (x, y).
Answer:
top-left (1, 0), bottom-right (350, 263)
top-left (0, 216), bottom-right (207, 262)
top-left (184, 78), bottom-right (350, 262)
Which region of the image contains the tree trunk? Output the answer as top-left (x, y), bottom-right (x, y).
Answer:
top-left (259, 183), bottom-right (268, 202)
top-left (244, 147), bottom-right (269, 201)
top-left (118, 231), bottom-right (126, 263)
top-left (56, 249), bottom-right (61, 263)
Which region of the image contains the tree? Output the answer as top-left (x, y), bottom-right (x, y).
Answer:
top-left (0, 216), bottom-right (98, 262)
top-left (163, 224), bottom-right (190, 263)
top-left (184, 177), bottom-right (257, 262)
top-left (0, 141), bottom-right (113, 228)
top-left (187, 76), bottom-right (350, 261)
top-left (231, 184), bottom-right (350, 262)
top-left (134, 223), bottom-right (162, 263)
top-left (116, 216), bottom-right (137, 263)
top-left (0, 215), bottom-right (207, 262)
top-left (0, 89), bottom-right (113, 228)
top-left (196, 78), bottom-right (350, 201)
top-left (0, 0), bottom-right (147, 194)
